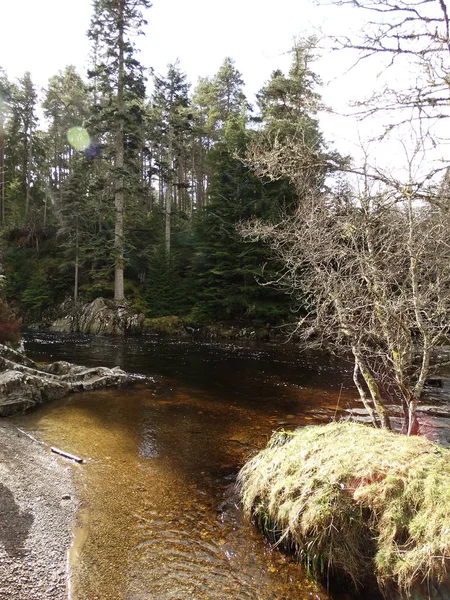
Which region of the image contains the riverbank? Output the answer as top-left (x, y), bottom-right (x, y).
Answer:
top-left (0, 421), bottom-right (75, 600)
top-left (32, 297), bottom-right (291, 341)
top-left (238, 422), bottom-right (450, 598)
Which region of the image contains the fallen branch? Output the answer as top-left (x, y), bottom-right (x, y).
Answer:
top-left (15, 426), bottom-right (46, 446)
top-left (51, 446), bottom-right (84, 464)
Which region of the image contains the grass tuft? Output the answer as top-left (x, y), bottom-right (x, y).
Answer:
top-left (237, 422), bottom-right (450, 596)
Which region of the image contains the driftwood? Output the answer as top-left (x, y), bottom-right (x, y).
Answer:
top-left (50, 446), bottom-right (84, 464)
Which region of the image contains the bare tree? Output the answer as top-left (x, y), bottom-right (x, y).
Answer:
top-left (327, 0), bottom-right (450, 151)
top-left (240, 134), bottom-right (450, 435)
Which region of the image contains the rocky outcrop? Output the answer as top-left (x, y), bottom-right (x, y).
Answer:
top-left (50, 297), bottom-right (145, 336)
top-left (0, 343), bottom-right (145, 417)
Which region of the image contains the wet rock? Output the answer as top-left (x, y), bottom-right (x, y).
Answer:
top-left (425, 377), bottom-right (444, 388)
top-left (0, 343), bottom-right (145, 417)
top-left (0, 371), bottom-right (69, 417)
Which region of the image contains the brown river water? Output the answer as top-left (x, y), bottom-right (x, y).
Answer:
top-left (12, 332), bottom-right (407, 600)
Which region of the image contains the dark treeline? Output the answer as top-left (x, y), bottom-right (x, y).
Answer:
top-left (0, 0), bottom-right (327, 328)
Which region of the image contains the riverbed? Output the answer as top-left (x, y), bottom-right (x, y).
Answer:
top-left (11, 333), bottom-right (387, 599)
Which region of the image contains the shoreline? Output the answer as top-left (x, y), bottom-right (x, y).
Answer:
top-left (0, 420), bottom-right (76, 600)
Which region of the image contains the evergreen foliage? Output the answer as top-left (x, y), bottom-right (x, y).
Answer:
top-left (0, 31), bottom-right (332, 328)
top-left (192, 125), bottom-right (295, 324)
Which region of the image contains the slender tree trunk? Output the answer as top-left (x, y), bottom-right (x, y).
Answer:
top-left (25, 128), bottom-right (32, 218)
top-left (43, 190), bottom-right (48, 227)
top-left (407, 190), bottom-right (427, 435)
top-left (114, 0), bottom-right (125, 301)
top-left (74, 226), bottom-right (79, 303)
top-left (165, 125), bottom-right (173, 256)
top-left (190, 148), bottom-right (195, 216)
top-left (354, 351), bottom-right (392, 430)
top-left (352, 352), bottom-right (379, 428)
top-left (0, 113), bottom-right (4, 225)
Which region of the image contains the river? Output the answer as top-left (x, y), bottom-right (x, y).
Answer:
top-left (13, 332), bottom-right (381, 600)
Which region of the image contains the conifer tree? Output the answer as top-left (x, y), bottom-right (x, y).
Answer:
top-left (191, 58), bottom-right (249, 209)
top-left (0, 69), bottom-right (12, 226)
top-left (193, 122), bottom-right (295, 324)
top-left (42, 66), bottom-right (90, 205)
top-left (87, 0), bottom-right (151, 301)
top-left (5, 73), bottom-right (41, 224)
top-left (256, 41), bottom-right (322, 138)
top-left (149, 62), bottom-right (191, 254)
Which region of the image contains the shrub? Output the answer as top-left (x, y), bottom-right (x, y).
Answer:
top-left (0, 299), bottom-right (22, 344)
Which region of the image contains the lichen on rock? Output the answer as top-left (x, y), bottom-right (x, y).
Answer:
top-left (50, 297), bottom-right (145, 336)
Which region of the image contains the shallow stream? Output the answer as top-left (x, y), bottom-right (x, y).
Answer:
top-left (13, 333), bottom-right (384, 600)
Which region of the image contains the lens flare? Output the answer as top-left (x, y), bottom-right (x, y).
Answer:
top-left (67, 126), bottom-right (91, 151)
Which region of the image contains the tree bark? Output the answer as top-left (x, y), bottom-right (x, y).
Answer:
top-left (165, 121), bottom-right (173, 256)
top-left (354, 349), bottom-right (391, 430)
top-left (114, 0), bottom-right (125, 301)
top-left (74, 223), bottom-right (79, 303)
top-left (352, 354), bottom-right (379, 428)
top-left (0, 112), bottom-right (4, 225)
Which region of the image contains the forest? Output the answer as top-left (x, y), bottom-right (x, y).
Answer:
top-left (2, 0), bottom-right (450, 433)
top-left (4, 2), bottom-right (450, 597)
top-left (0, 1), bottom-right (331, 333)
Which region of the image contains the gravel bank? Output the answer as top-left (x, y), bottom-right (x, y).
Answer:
top-left (0, 420), bottom-right (75, 600)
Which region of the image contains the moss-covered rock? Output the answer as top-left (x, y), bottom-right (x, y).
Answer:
top-left (237, 422), bottom-right (450, 598)
top-left (143, 315), bottom-right (188, 336)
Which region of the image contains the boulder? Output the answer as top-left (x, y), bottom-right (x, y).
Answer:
top-left (0, 343), bottom-right (146, 417)
top-left (50, 297), bottom-right (145, 336)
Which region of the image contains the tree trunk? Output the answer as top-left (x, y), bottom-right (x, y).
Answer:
top-left (352, 353), bottom-right (379, 428)
top-left (25, 128), bottom-right (32, 218)
top-left (407, 400), bottom-right (420, 435)
top-left (354, 350), bottom-right (391, 430)
top-left (74, 223), bottom-right (79, 303)
top-left (165, 125), bottom-right (173, 256)
top-left (114, 0), bottom-right (125, 301)
top-left (0, 113), bottom-right (4, 225)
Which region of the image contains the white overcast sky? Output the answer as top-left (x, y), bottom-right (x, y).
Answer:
top-left (0, 0), bottom-right (391, 159)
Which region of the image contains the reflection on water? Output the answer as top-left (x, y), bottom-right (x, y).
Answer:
top-left (14, 333), bottom-right (367, 600)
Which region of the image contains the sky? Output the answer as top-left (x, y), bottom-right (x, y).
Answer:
top-left (0, 0), bottom-right (388, 160)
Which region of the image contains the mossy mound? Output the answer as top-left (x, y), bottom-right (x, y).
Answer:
top-left (237, 422), bottom-right (450, 597)
top-left (143, 315), bottom-right (186, 336)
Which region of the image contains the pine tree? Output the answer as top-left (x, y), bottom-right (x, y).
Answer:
top-left (212, 57), bottom-right (248, 130)
top-left (57, 153), bottom-right (95, 302)
top-left (0, 69), bottom-right (12, 226)
top-left (256, 40), bottom-right (322, 140)
top-left (192, 122), bottom-right (295, 324)
top-left (42, 66), bottom-right (90, 207)
top-left (149, 61), bottom-right (191, 255)
top-left (191, 58), bottom-right (248, 208)
top-left (87, 0), bottom-right (151, 301)
top-left (5, 73), bottom-right (41, 225)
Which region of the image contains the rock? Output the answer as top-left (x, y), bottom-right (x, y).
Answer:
top-left (425, 377), bottom-right (444, 388)
top-left (0, 371), bottom-right (69, 417)
top-left (0, 343), bottom-right (146, 417)
top-left (50, 297), bottom-right (145, 336)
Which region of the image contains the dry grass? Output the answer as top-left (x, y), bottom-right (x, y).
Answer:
top-left (237, 422), bottom-right (450, 596)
